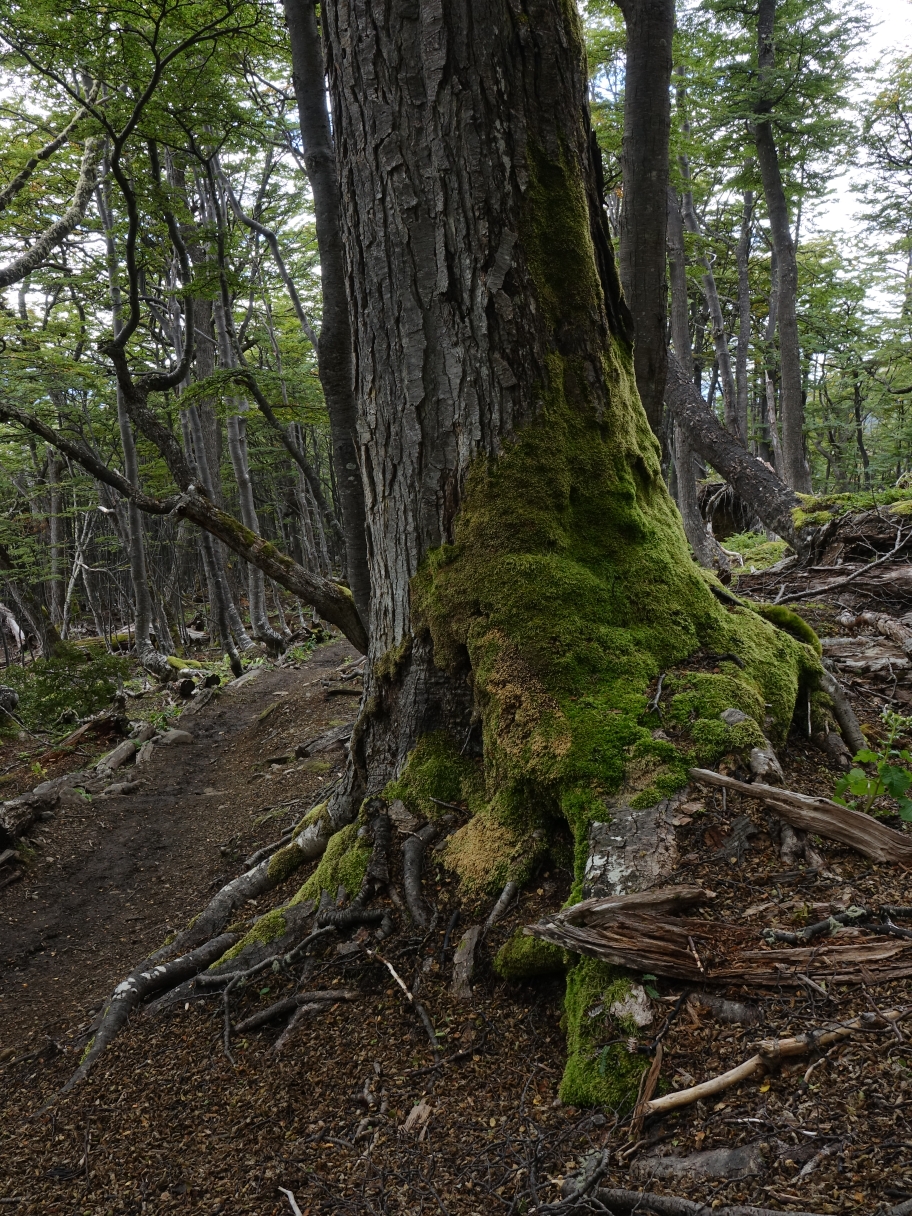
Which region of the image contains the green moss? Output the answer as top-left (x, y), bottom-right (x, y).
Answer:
top-left (753, 603), bottom-right (822, 655)
top-left (494, 931), bottom-right (567, 981)
top-left (383, 732), bottom-right (483, 821)
top-left (293, 800), bottom-right (329, 838)
top-left (792, 487), bottom-right (912, 530)
top-left (373, 634), bottom-right (413, 682)
top-left (725, 530), bottom-right (791, 573)
top-left (396, 140), bottom-right (815, 1106)
top-left (292, 822), bottom-right (370, 904)
top-left (266, 843), bottom-right (305, 884)
top-left (560, 959), bottom-right (647, 1110)
top-left (216, 907), bottom-right (287, 964)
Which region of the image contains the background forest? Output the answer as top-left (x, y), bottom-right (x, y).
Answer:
top-left (0, 0), bottom-right (908, 704)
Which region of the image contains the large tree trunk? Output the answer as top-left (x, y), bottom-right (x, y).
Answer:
top-left (614, 0), bottom-right (674, 438)
top-left (735, 181), bottom-right (754, 448)
top-left (314, 0), bottom-right (814, 1108)
top-left (283, 0), bottom-right (372, 628)
top-left (753, 0), bottom-right (811, 492)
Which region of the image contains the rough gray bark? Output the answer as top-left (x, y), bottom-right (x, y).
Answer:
top-left (735, 181), bottom-right (755, 446)
top-left (283, 0), bottom-right (372, 627)
top-left (664, 351), bottom-right (800, 546)
top-left (46, 447), bottom-right (63, 625)
top-left (753, 0), bottom-right (811, 491)
top-left (667, 189), bottom-right (721, 570)
top-left (615, 0), bottom-right (674, 436)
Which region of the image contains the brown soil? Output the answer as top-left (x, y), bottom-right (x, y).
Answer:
top-left (0, 639), bottom-right (358, 1048)
top-left (1, 638), bottom-right (911, 1215)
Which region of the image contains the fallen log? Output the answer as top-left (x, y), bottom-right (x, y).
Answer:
top-left (644, 1006), bottom-right (909, 1118)
top-left (688, 768), bottom-right (912, 865)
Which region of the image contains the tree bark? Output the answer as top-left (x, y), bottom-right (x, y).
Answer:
top-left (283, 0), bottom-right (372, 627)
top-left (753, 0), bottom-right (811, 492)
top-left (615, 0), bottom-right (674, 437)
top-left (665, 351), bottom-right (800, 545)
top-left (735, 182), bottom-right (754, 447)
top-left (667, 188), bottom-right (722, 569)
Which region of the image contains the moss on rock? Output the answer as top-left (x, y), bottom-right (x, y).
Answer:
top-left (494, 931), bottom-right (566, 982)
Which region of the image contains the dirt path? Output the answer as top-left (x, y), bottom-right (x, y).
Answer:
top-left (0, 639), bottom-right (358, 1054)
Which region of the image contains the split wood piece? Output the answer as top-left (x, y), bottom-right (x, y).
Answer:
top-left (57, 931), bottom-right (240, 1098)
top-left (644, 1006), bottom-right (908, 1117)
top-left (690, 767), bottom-right (912, 865)
top-left (631, 1041), bottom-right (663, 1139)
top-left (818, 668), bottom-right (867, 757)
top-left (234, 988), bottom-right (359, 1033)
top-left (401, 822), bottom-right (438, 930)
top-left (528, 891), bottom-right (912, 986)
top-left (293, 720), bottom-right (354, 758)
top-left (483, 880), bottom-right (517, 937)
top-left (589, 1190), bottom-right (830, 1216)
top-left (450, 925), bottom-right (481, 1002)
top-left (855, 610), bottom-right (912, 654)
top-left (559, 885), bottom-right (712, 928)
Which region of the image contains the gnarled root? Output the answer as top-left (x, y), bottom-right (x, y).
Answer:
top-left (402, 822), bottom-right (438, 930)
top-left (59, 932), bottom-right (240, 1097)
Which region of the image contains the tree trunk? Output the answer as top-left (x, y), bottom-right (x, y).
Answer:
top-left (667, 189), bottom-right (727, 572)
top-left (735, 182), bottom-right (754, 447)
top-left (283, 0), bottom-right (372, 627)
top-left (615, 0), bottom-right (674, 437)
top-left (314, 0), bottom-right (813, 1110)
top-left (753, 0), bottom-right (811, 492)
top-left (46, 448), bottom-right (63, 625)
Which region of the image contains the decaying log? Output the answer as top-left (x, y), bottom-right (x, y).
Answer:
top-left (689, 768), bottom-right (912, 864)
top-left (483, 880), bottom-right (517, 937)
top-left (527, 886), bottom-right (912, 986)
top-left (644, 1007), bottom-right (909, 1118)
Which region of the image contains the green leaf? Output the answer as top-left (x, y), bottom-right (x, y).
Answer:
top-left (881, 765), bottom-right (912, 797)
top-left (844, 768), bottom-right (874, 796)
top-left (853, 749), bottom-right (879, 765)
top-left (898, 798), bottom-right (912, 822)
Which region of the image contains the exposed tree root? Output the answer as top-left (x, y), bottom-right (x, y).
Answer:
top-left (401, 822), bottom-right (438, 929)
top-left (57, 932), bottom-right (240, 1098)
top-left (483, 880), bottom-right (518, 937)
top-left (588, 1191), bottom-right (831, 1216)
top-left (234, 989), bottom-right (359, 1033)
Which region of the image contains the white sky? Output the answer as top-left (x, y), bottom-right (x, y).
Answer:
top-left (808, 0), bottom-right (912, 235)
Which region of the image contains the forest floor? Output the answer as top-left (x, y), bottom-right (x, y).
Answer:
top-left (0, 631), bottom-right (911, 1215)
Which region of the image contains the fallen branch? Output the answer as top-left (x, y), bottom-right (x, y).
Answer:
top-left (367, 948), bottom-right (440, 1061)
top-left (644, 1007), bottom-right (909, 1117)
top-left (590, 1190), bottom-right (831, 1216)
top-left (483, 880), bottom-right (518, 937)
top-left (689, 767), bottom-right (912, 864)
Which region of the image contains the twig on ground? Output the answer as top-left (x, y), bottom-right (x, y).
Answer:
top-left (367, 948), bottom-right (440, 1061)
top-left (278, 1187), bottom-right (304, 1216)
top-left (644, 1006), bottom-right (911, 1117)
top-left (483, 880), bottom-right (518, 937)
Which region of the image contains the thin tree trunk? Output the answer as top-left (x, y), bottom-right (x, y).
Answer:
top-left (615, 0), bottom-right (674, 437)
top-left (753, 0), bottom-right (811, 491)
top-left (46, 447), bottom-right (63, 625)
top-left (283, 0), bottom-right (372, 626)
top-left (735, 182), bottom-right (755, 446)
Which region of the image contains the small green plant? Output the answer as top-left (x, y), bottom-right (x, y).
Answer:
top-left (3, 647), bottom-right (130, 732)
top-left (834, 708), bottom-right (912, 821)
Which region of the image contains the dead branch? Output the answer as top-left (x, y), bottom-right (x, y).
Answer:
top-left (367, 948), bottom-right (440, 1061)
top-left (483, 880), bottom-right (518, 937)
top-left (818, 668), bottom-right (867, 756)
top-left (644, 1007), bottom-right (910, 1117)
top-left (450, 925), bottom-right (481, 1002)
top-left (590, 1191), bottom-right (831, 1216)
top-left (689, 767), bottom-right (912, 864)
